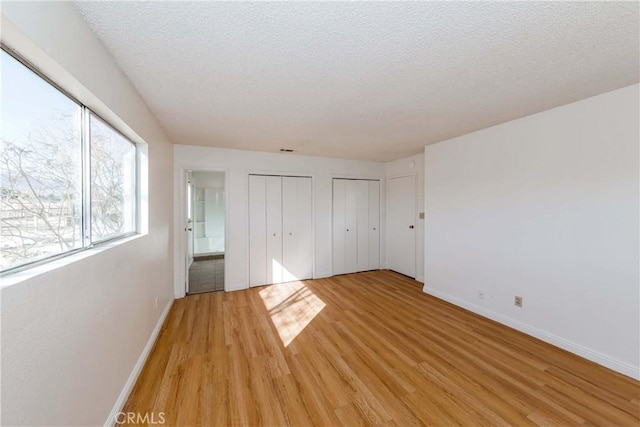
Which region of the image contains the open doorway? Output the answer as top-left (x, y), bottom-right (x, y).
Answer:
top-left (187, 170), bottom-right (225, 294)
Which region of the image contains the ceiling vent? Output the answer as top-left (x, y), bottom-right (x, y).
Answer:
top-left (279, 148), bottom-right (294, 153)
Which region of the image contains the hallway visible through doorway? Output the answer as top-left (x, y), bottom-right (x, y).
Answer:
top-left (186, 170), bottom-right (225, 294)
top-left (188, 256), bottom-right (224, 294)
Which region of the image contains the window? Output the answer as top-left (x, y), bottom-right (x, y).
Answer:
top-left (1, 48), bottom-right (138, 273)
top-left (90, 114), bottom-right (136, 242)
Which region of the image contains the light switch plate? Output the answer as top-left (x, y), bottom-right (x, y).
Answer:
top-left (419, 212), bottom-right (425, 219)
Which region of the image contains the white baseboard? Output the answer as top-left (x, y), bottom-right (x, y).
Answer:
top-left (104, 299), bottom-right (174, 427)
top-left (422, 285), bottom-right (640, 381)
top-left (314, 271), bottom-right (333, 279)
top-left (227, 282), bottom-right (249, 292)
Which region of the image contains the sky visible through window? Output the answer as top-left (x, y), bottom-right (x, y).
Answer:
top-left (1, 50), bottom-right (135, 271)
top-left (1, 51), bottom-right (79, 144)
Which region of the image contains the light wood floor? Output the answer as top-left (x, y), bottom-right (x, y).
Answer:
top-left (120, 270), bottom-right (639, 426)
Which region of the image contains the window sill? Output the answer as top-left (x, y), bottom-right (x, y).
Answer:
top-left (0, 233), bottom-right (144, 289)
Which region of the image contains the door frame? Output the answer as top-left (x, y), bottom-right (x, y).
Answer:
top-left (176, 166), bottom-right (229, 297)
top-left (185, 171), bottom-right (194, 294)
top-left (386, 172), bottom-right (417, 278)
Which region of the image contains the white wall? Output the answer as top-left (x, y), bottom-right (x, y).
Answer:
top-left (424, 84), bottom-right (639, 379)
top-left (174, 145), bottom-right (385, 296)
top-left (192, 170), bottom-right (225, 188)
top-left (1, 3), bottom-right (175, 426)
top-left (385, 154), bottom-right (425, 282)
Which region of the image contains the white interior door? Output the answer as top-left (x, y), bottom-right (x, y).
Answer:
top-left (332, 179), bottom-right (346, 275)
top-left (282, 177), bottom-right (312, 282)
top-left (368, 180), bottom-right (380, 270)
top-left (296, 177), bottom-right (313, 280)
top-left (282, 177), bottom-right (297, 282)
top-left (345, 180), bottom-right (358, 274)
top-left (387, 175), bottom-right (416, 278)
top-left (249, 175), bottom-right (267, 287)
top-left (266, 176), bottom-right (283, 284)
top-left (356, 180), bottom-right (369, 272)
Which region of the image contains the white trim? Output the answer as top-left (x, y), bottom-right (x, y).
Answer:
top-left (386, 171), bottom-right (416, 180)
top-left (330, 173), bottom-right (383, 181)
top-left (422, 285), bottom-right (640, 380)
top-left (104, 299), bottom-right (174, 427)
top-left (184, 170), bottom-right (191, 294)
top-left (249, 169), bottom-right (315, 178)
top-left (314, 271), bottom-right (333, 279)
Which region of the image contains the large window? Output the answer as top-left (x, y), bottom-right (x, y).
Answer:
top-left (1, 48), bottom-right (138, 273)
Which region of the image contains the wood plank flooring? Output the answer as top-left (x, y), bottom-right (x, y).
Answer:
top-left (119, 270), bottom-right (640, 426)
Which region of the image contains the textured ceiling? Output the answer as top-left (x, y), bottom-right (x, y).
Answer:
top-left (74, 1), bottom-right (639, 162)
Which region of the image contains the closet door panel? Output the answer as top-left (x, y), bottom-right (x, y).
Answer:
top-left (332, 179), bottom-right (346, 275)
top-left (266, 176), bottom-right (283, 284)
top-left (368, 180), bottom-right (380, 270)
top-left (282, 177), bottom-right (298, 282)
top-left (296, 177), bottom-right (313, 280)
top-left (249, 175), bottom-right (267, 287)
top-left (345, 180), bottom-right (358, 274)
top-left (356, 180), bottom-right (369, 272)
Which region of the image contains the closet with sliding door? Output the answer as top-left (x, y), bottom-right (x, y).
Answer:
top-left (332, 178), bottom-right (380, 275)
top-left (249, 174), bottom-right (313, 287)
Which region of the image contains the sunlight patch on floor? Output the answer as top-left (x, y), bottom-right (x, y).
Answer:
top-left (259, 280), bottom-right (325, 347)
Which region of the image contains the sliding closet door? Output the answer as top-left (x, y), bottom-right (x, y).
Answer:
top-left (265, 176), bottom-right (283, 284)
top-left (296, 177), bottom-right (313, 280)
top-left (332, 179), bottom-right (347, 275)
top-left (345, 180), bottom-right (358, 274)
top-left (333, 178), bottom-right (381, 276)
top-left (282, 177), bottom-right (312, 282)
top-left (249, 175), bottom-right (267, 287)
top-left (356, 180), bottom-right (370, 272)
top-left (282, 177), bottom-right (297, 282)
top-left (368, 180), bottom-right (380, 270)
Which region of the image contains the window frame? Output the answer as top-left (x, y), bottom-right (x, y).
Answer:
top-left (87, 111), bottom-right (139, 245)
top-left (0, 45), bottom-right (139, 275)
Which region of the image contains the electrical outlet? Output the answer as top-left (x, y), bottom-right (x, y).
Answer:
top-left (155, 297), bottom-right (159, 311)
top-left (478, 290), bottom-right (485, 300)
top-left (514, 296), bottom-right (523, 308)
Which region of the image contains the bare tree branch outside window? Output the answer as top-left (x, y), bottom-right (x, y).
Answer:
top-left (1, 110), bottom-right (82, 270)
top-left (90, 115), bottom-right (136, 242)
top-left (1, 49), bottom-right (136, 272)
